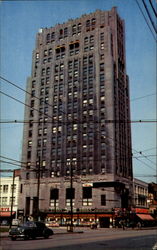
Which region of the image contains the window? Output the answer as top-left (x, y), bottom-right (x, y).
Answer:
top-left (26, 172), bottom-right (30, 180)
top-left (11, 184), bottom-right (16, 191)
top-left (83, 187), bottom-right (92, 206)
top-left (100, 33), bottom-right (104, 40)
top-left (51, 32), bottom-right (55, 41)
top-left (50, 188), bottom-right (59, 199)
top-left (90, 35), bottom-right (94, 43)
top-left (38, 139), bottom-right (42, 147)
top-left (64, 27), bottom-right (68, 37)
top-left (84, 37), bottom-right (88, 45)
top-left (100, 54), bottom-right (104, 60)
top-left (44, 50), bottom-right (48, 57)
top-left (36, 53), bottom-right (39, 59)
top-left (46, 67), bottom-right (50, 75)
top-left (3, 185), bottom-right (8, 193)
top-left (47, 33), bottom-right (50, 41)
top-left (2, 197), bottom-right (7, 205)
top-left (31, 90), bottom-right (35, 97)
top-left (32, 81), bottom-right (36, 88)
top-left (43, 139), bottom-right (47, 147)
top-left (28, 141), bottom-right (32, 147)
top-left (101, 195), bottom-right (106, 206)
top-left (66, 187), bottom-right (75, 200)
top-left (100, 63), bottom-right (104, 71)
top-left (101, 43), bottom-right (104, 50)
top-left (48, 48), bottom-right (52, 56)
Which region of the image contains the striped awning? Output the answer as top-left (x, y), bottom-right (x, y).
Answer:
top-left (136, 214), bottom-right (154, 221)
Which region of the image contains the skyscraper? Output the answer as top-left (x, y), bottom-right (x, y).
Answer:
top-left (19, 7), bottom-right (133, 220)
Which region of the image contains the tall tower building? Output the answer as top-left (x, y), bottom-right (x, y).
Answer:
top-left (19, 7), bottom-right (133, 219)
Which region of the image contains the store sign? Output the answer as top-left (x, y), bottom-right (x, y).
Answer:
top-left (1, 208), bottom-right (9, 211)
top-left (134, 208), bottom-right (149, 214)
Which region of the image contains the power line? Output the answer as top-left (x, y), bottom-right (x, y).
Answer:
top-left (148, 0), bottom-right (157, 18)
top-left (134, 157), bottom-right (155, 171)
top-left (142, 0), bottom-right (157, 33)
top-left (131, 93), bottom-right (156, 102)
top-left (0, 156), bottom-right (156, 172)
top-left (132, 149), bottom-right (156, 166)
top-left (135, 0), bottom-right (157, 41)
top-left (133, 147), bottom-right (156, 154)
top-left (0, 90), bottom-right (53, 120)
top-left (0, 75), bottom-right (66, 116)
top-left (0, 155), bottom-right (27, 165)
top-left (0, 119), bottom-right (156, 124)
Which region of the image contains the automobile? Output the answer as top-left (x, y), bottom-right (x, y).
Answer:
top-left (9, 221), bottom-right (53, 241)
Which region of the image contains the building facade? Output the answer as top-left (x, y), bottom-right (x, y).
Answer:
top-left (0, 170), bottom-right (21, 223)
top-left (133, 178), bottom-right (148, 208)
top-left (19, 7), bottom-right (133, 221)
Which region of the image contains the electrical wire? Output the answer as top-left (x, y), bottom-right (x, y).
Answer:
top-left (142, 0), bottom-right (157, 33)
top-left (135, 0), bottom-right (157, 41)
top-left (131, 93), bottom-right (156, 102)
top-left (149, 0), bottom-right (157, 18)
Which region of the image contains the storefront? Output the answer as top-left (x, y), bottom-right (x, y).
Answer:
top-left (0, 210), bottom-right (16, 225)
top-left (46, 212), bottom-right (113, 227)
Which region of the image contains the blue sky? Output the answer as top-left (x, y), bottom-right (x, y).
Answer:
top-left (0, 0), bottom-right (156, 182)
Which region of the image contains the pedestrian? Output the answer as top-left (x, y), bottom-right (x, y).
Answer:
top-left (137, 222), bottom-right (141, 229)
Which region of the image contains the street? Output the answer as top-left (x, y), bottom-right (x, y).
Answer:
top-left (1, 228), bottom-right (157, 250)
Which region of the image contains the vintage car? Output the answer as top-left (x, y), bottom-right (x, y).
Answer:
top-left (9, 221), bottom-right (53, 241)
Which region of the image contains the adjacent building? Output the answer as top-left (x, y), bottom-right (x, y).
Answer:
top-left (0, 170), bottom-right (21, 223)
top-left (133, 178), bottom-right (148, 208)
top-left (19, 7), bottom-right (133, 224)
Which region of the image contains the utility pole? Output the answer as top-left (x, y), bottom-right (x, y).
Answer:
top-left (10, 170), bottom-right (15, 229)
top-left (70, 165), bottom-right (73, 232)
top-left (36, 156), bottom-right (40, 220)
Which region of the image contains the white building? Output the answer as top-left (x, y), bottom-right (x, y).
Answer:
top-left (0, 170), bottom-right (21, 222)
top-left (133, 178), bottom-right (148, 208)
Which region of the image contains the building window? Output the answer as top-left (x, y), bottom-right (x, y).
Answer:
top-left (51, 32), bottom-right (55, 41)
top-left (20, 184), bottom-right (23, 193)
top-left (101, 43), bottom-right (104, 50)
top-left (31, 90), bottom-right (35, 97)
top-left (82, 187), bottom-right (92, 206)
top-left (100, 32), bottom-right (104, 40)
top-left (3, 185), bottom-right (8, 193)
top-left (28, 141), bottom-right (32, 147)
top-left (50, 188), bottom-right (59, 209)
top-left (26, 172), bottom-right (30, 180)
top-left (64, 27), bottom-right (68, 37)
top-left (100, 63), bottom-right (104, 71)
top-left (101, 195), bottom-right (106, 206)
top-left (2, 197), bottom-right (7, 205)
top-left (66, 188), bottom-right (75, 206)
top-left (10, 197), bottom-right (15, 205)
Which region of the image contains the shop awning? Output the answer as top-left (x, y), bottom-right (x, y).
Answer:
top-left (136, 214), bottom-right (154, 221)
top-left (0, 211), bottom-right (15, 217)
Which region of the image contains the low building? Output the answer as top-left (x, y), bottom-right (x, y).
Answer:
top-left (0, 169), bottom-right (21, 224)
top-left (148, 183), bottom-right (157, 215)
top-left (133, 178), bottom-right (148, 208)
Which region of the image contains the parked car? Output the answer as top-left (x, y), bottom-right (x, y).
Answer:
top-left (9, 221), bottom-right (53, 241)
